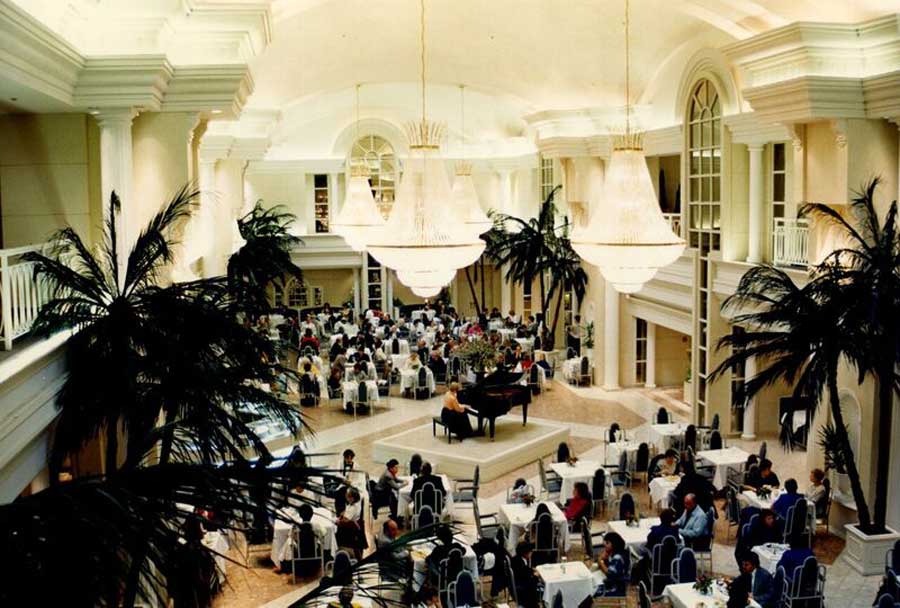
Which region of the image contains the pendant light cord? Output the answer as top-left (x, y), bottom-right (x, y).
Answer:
top-left (355, 83), bottom-right (360, 141)
top-left (420, 0), bottom-right (426, 125)
top-left (625, 0), bottom-right (630, 137)
top-left (460, 84), bottom-right (465, 162)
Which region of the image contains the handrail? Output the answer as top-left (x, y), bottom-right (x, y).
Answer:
top-left (0, 243), bottom-right (51, 350)
top-left (772, 218), bottom-right (809, 267)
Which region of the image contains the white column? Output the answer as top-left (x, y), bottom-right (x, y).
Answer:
top-left (361, 255), bottom-right (369, 311)
top-left (603, 281), bottom-right (620, 390)
top-left (328, 172), bottom-right (339, 232)
top-left (500, 263), bottom-right (511, 315)
top-left (498, 170), bottom-right (513, 214)
top-left (386, 270), bottom-right (394, 316)
top-left (742, 353), bottom-right (757, 440)
top-left (95, 108), bottom-right (137, 284)
top-left (352, 268), bottom-right (361, 313)
top-left (747, 144), bottom-right (766, 264)
top-left (645, 321), bottom-right (657, 389)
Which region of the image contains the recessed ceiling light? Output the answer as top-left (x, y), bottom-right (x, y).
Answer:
top-left (211, 109), bottom-right (223, 115)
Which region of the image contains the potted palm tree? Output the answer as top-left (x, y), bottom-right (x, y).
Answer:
top-left (712, 180), bottom-right (900, 574)
top-left (485, 186), bottom-right (588, 349)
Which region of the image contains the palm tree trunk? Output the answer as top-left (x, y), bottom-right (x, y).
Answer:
top-left (873, 358), bottom-right (894, 531)
top-left (479, 257), bottom-right (485, 308)
top-left (538, 270), bottom-right (547, 325)
top-left (828, 357), bottom-right (873, 532)
top-left (464, 267), bottom-right (480, 316)
top-left (549, 285), bottom-right (565, 349)
top-left (122, 542), bottom-right (148, 608)
top-left (159, 409), bottom-right (174, 465)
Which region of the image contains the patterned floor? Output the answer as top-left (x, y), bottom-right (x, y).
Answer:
top-left (212, 379), bottom-right (876, 608)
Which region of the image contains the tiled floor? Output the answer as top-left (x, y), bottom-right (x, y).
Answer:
top-left (213, 379), bottom-right (873, 607)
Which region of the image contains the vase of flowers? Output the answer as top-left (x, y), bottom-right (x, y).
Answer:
top-left (458, 339), bottom-right (497, 380)
top-left (693, 574), bottom-right (714, 595)
top-left (756, 485), bottom-right (772, 500)
top-left (626, 511), bottom-right (641, 527)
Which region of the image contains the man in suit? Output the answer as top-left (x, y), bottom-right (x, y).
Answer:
top-left (735, 552), bottom-right (776, 608)
top-left (374, 459), bottom-right (403, 519)
top-left (410, 462), bottom-right (445, 511)
top-left (511, 541), bottom-right (543, 608)
top-left (674, 494), bottom-right (709, 547)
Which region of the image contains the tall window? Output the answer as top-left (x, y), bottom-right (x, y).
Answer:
top-left (313, 174), bottom-right (329, 233)
top-left (523, 280), bottom-right (532, 319)
top-left (730, 326), bottom-right (746, 433)
top-left (688, 79), bottom-right (722, 424)
top-left (287, 280), bottom-right (324, 308)
top-left (635, 319), bottom-right (648, 385)
top-left (540, 156), bottom-right (555, 201)
top-left (771, 142), bottom-right (786, 221)
top-left (350, 135), bottom-right (396, 218)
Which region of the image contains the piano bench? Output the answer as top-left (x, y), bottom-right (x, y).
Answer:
top-left (432, 417), bottom-right (452, 443)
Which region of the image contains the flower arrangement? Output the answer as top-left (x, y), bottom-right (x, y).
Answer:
top-left (566, 456), bottom-right (579, 466)
top-left (756, 485), bottom-right (773, 500)
top-left (693, 573), bottom-right (714, 595)
top-left (626, 511), bottom-right (641, 527)
top-left (522, 494), bottom-right (535, 507)
top-left (457, 338), bottom-right (497, 372)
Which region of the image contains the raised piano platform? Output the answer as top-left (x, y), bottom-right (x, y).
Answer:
top-left (372, 418), bottom-right (569, 482)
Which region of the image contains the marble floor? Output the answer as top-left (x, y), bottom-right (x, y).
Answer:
top-left (212, 379), bottom-right (879, 607)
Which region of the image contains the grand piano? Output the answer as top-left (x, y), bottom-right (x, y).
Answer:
top-left (457, 369), bottom-right (532, 440)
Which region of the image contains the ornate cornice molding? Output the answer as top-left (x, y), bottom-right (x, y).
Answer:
top-left (723, 112), bottom-right (792, 146)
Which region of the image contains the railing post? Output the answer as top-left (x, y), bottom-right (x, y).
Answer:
top-left (1, 252), bottom-right (12, 351)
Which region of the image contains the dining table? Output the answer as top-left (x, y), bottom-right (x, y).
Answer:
top-left (536, 562), bottom-right (596, 607)
top-left (498, 501), bottom-right (569, 553)
top-left (664, 581), bottom-right (762, 608)
top-left (695, 446), bottom-right (751, 489)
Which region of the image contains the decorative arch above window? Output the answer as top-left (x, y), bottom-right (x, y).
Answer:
top-left (350, 135), bottom-right (396, 219)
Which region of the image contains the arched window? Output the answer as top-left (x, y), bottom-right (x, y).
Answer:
top-left (687, 78), bottom-right (722, 425)
top-left (350, 135), bottom-right (396, 218)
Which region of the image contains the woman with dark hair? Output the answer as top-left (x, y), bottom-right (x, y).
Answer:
top-left (564, 482), bottom-right (592, 522)
top-left (594, 532), bottom-right (628, 598)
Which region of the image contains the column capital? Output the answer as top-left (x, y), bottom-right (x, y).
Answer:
top-left (93, 107), bottom-right (138, 127)
top-left (746, 143), bottom-right (766, 153)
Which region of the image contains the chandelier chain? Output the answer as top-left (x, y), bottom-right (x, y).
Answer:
top-left (460, 84), bottom-right (465, 162)
top-left (420, 0), bottom-right (426, 124)
top-left (625, 0), bottom-right (630, 137)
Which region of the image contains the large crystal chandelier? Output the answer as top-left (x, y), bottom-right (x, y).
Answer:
top-left (366, 0), bottom-right (485, 285)
top-left (332, 84), bottom-right (384, 252)
top-left (571, 0), bottom-right (684, 293)
top-left (453, 85), bottom-right (491, 237)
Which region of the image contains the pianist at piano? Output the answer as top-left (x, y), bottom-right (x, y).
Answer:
top-left (440, 382), bottom-right (477, 439)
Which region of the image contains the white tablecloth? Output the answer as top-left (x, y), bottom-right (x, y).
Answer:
top-left (271, 506), bottom-right (338, 564)
top-left (741, 489), bottom-right (779, 510)
top-left (606, 440), bottom-right (641, 468)
top-left (549, 460), bottom-right (601, 502)
top-left (411, 309), bottom-right (436, 322)
top-left (649, 476), bottom-right (681, 508)
top-left (341, 380), bottom-right (380, 405)
top-left (202, 531), bottom-right (229, 582)
top-left (398, 474), bottom-right (454, 517)
top-left (410, 534), bottom-right (478, 590)
top-left (399, 367), bottom-right (435, 394)
top-left (664, 582), bottom-right (761, 608)
top-left (606, 518), bottom-right (663, 551)
top-left (299, 373), bottom-right (328, 400)
top-left (648, 423), bottom-right (687, 452)
top-left (515, 337), bottom-right (535, 352)
top-left (752, 543), bottom-right (789, 574)
top-left (499, 502), bottom-right (569, 553)
top-left (696, 447), bottom-right (750, 489)
top-left (537, 562), bottom-right (595, 607)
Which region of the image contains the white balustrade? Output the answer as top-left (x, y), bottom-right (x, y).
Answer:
top-left (0, 244), bottom-right (51, 350)
top-left (662, 212), bottom-right (682, 236)
top-left (772, 218), bottom-right (809, 267)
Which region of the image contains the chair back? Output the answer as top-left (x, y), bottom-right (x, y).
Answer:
top-left (709, 430), bottom-right (723, 450)
top-left (656, 407), bottom-right (670, 424)
top-left (418, 366), bottom-right (428, 387)
top-left (357, 380), bottom-right (367, 403)
top-left (566, 346), bottom-right (576, 359)
top-left (414, 505), bottom-right (435, 530)
top-left (300, 373), bottom-right (316, 395)
top-left (773, 566), bottom-right (786, 602)
top-left (450, 570), bottom-right (477, 608)
top-left (294, 523), bottom-right (318, 557)
top-left (890, 539), bottom-right (900, 574)
top-left (727, 489), bottom-right (741, 525)
top-left (503, 556), bottom-right (519, 604)
top-left (786, 499), bottom-right (809, 539)
top-left (533, 336), bottom-right (542, 351)
top-left (790, 556), bottom-right (822, 600)
top-left (391, 339), bottom-right (400, 354)
top-left (580, 356), bottom-right (590, 376)
top-left (530, 364), bottom-right (540, 384)
top-left (673, 547), bottom-right (697, 583)
top-left (416, 481), bottom-right (442, 514)
top-left (652, 535), bottom-right (679, 575)
top-left (608, 422), bottom-right (621, 443)
top-left (537, 458), bottom-right (550, 490)
top-left (758, 440), bottom-right (767, 461)
top-left (439, 550), bottom-right (465, 592)
top-left (473, 465), bottom-right (480, 487)
top-left (494, 526), bottom-right (506, 549)
top-left (409, 453), bottom-right (423, 476)
top-left (619, 492), bottom-right (636, 520)
top-left (711, 413), bottom-right (720, 430)
top-left (635, 442), bottom-right (650, 472)
top-left (684, 424), bottom-right (697, 452)
top-left (877, 594), bottom-right (897, 608)
top-left (581, 519), bottom-right (594, 557)
top-left (819, 478), bottom-right (832, 519)
top-left (638, 581), bottom-right (652, 608)
top-left (648, 454), bottom-right (665, 479)
top-left (592, 468), bottom-right (607, 501)
top-left (556, 442), bottom-right (571, 463)
top-left (552, 590), bottom-right (564, 608)
top-left (531, 512), bottom-right (557, 554)
top-left (332, 550), bottom-right (353, 585)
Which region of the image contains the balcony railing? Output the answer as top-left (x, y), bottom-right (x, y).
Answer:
top-left (662, 212), bottom-right (682, 236)
top-left (773, 218), bottom-right (809, 267)
top-left (1, 244), bottom-right (51, 350)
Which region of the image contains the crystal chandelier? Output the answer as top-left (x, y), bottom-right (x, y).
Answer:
top-left (332, 84), bottom-right (384, 252)
top-left (571, 0), bottom-right (684, 294)
top-left (453, 85), bottom-right (491, 237)
top-left (366, 0), bottom-right (485, 285)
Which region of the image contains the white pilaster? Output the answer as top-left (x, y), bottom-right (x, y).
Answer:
top-left (352, 269), bottom-right (361, 313)
top-left (498, 170), bottom-right (513, 214)
top-left (328, 172), bottom-right (339, 232)
top-left (742, 354), bottom-right (758, 440)
top-left (500, 264), bottom-right (511, 315)
top-left (191, 158), bottom-right (217, 276)
top-left (747, 144), bottom-right (766, 264)
top-left (95, 108), bottom-right (137, 284)
top-left (645, 321), bottom-right (657, 389)
top-left (361, 255), bottom-right (369, 312)
top-left (603, 281), bottom-right (620, 390)
top-left (386, 269), bottom-right (394, 316)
